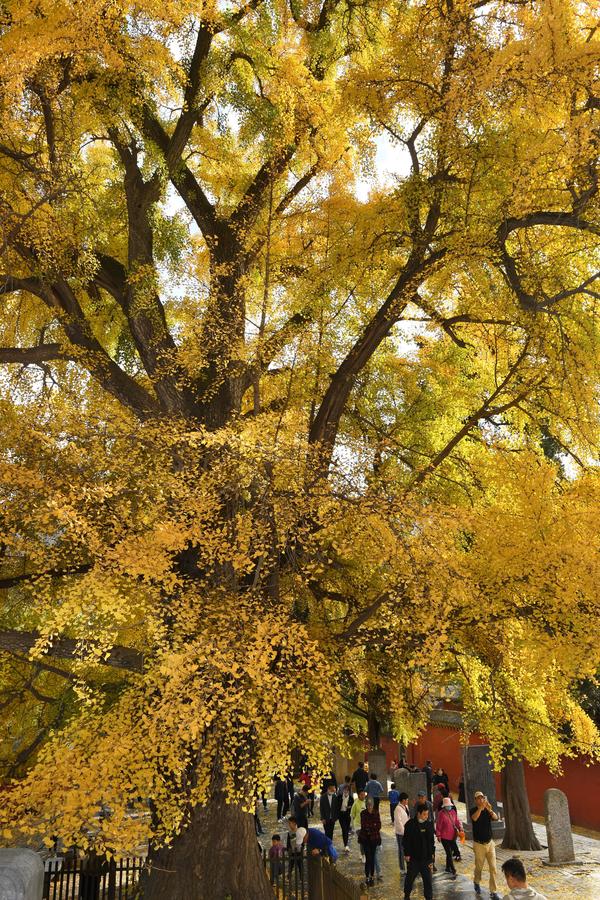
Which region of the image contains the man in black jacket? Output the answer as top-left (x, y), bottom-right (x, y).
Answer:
top-left (402, 803), bottom-right (435, 900)
top-left (351, 761), bottom-right (369, 794)
top-left (291, 785), bottom-right (310, 829)
top-left (319, 782), bottom-right (337, 839)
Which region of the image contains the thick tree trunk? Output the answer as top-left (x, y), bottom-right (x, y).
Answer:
top-left (367, 711), bottom-right (381, 749)
top-left (501, 757), bottom-right (541, 851)
top-left (139, 796), bottom-right (272, 900)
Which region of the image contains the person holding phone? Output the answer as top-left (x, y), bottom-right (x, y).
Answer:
top-left (470, 790), bottom-right (501, 899)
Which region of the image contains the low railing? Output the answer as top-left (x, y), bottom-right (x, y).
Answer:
top-left (261, 846), bottom-right (308, 899)
top-left (43, 854), bottom-right (146, 900)
top-left (261, 848), bottom-right (364, 900)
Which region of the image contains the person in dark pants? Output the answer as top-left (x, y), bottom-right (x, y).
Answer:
top-left (286, 773), bottom-right (295, 809)
top-left (393, 792), bottom-right (410, 873)
top-left (435, 797), bottom-right (461, 876)
top-left (291, 785), bottom-right (310, 829)
top-left (422, 760), bottom-right (433, 800)
top-left (359, 796), bottom-right (381, 887)
top-left (389, 781), bottom-right (400, 824)
top-left (274, 776), bottom-right (288, 821)
top-left (402, 803), bottom-right (435, 900)
top-left (333, 781), bottom-right (353, 852)
top-left (365, 772), bottom-right (383, 811)
top-left (286, 816), bottom-right (306, 876)
top-left (319, 782), bottom-right (337, 839)
top-left (351, 760), bottom-right (369, 794)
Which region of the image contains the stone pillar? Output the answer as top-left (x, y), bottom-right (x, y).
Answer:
top-left (392, 769), bottom-right (427, 806)
top-left (543, 788), bottom-right (578, 866)
top-left (462, 745), bottom-right (504, 839)
top-left (366, 749), bottom-right (388, 798)
top-left (0, 849), bottom-right (44, 900)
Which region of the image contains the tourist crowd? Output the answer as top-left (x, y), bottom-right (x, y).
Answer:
top-left (267, 759), bottom-right (548, 899)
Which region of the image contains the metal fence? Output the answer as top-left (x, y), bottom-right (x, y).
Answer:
top-left (261, 848), bottom-right (364, 900)
top-left (261, 846), bottom-right (308, 899)
top-left (43, 855), bottom-right (146, 900)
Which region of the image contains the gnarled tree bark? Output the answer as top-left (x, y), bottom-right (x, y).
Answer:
top-left (501, 757), bottom-right (541, 851)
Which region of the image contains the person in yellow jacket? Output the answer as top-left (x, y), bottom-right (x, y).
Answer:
top-left (351, 789), bottom-right (367, 862)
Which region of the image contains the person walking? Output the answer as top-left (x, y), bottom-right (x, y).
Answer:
top-left (291, 784), bottom-right (310, 829)
top-left (337, 774), bottom-right (352, 796)
top-left (351, 761), bottom-right (369, 794)
top-left (365, 772), bottom-right (383, 810)
top-left (411, 789), bottom-right (434, 819)
top-left (435, 766), bottom-right (449, 791)
top-left (359, 796), bottom-right (381, 887)
top-left (402, 803), bottom-right (435, 900)
top-left (433, 782), bottom-right (448, 817)
top-left (274, 776), bottom-right (288, 822)
top-left (351, 788), bottom-right (367, 861)
top-left (333, 781), bottom-right (353, 852)
top-left (319, 781), bottom-right (337, 839)
top-left (389, 781), bottom-right (400, 824)
top-left (393, 791), bottom-right (410, 873)
top-left (501, 857), bottom-right (548, 899)
top-left (435, 796), bottom-right (462, 876)
top-left (471, 790), bottom-right (501, 899)
top-left (422, 760), bottom-right (434, 800)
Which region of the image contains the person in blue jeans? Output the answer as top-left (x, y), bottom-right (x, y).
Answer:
top-left (365, 772), bottom-right (384, 811)
top-left (388, 781), bottom-right (400, 823)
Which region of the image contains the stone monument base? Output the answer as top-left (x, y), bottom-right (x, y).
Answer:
top-left (542, 858), bottom-right (584, 867)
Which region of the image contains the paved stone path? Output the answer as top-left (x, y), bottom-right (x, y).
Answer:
top-left (257, 796), bottom-right (600, 898)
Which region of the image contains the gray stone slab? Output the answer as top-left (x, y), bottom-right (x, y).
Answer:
top-left (544, 788), bottom-right (577, 865)
top-left (366, 750), bottom-right (388, 798)
top-left (392, 769), bottom-right (427, 806)
top-left (0, 848), bottom-right (44, 900)
top-left (462, 745), bottom-right (504, 839)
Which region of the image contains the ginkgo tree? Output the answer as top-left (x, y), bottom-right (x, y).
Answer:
top-left (0, 0), bottom-right (599, 896)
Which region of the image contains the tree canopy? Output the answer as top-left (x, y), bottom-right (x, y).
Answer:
top-left (0, 0), bottom-right (599, 889)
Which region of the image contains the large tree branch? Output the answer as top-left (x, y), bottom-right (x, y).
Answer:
top-left (0, 564), bottom-right (92, 591)
top-left (167, 23), bottom-right (214, 168)
top-left (0, 343), bottom-right (68, 366)
top-left (0, 273), bottom-right (159, 417)
top-left (337, 592), bottom-right (391, 640)
top-left (308, 249), bottom-right (446, 460)
top-left (230, 144), bottom-right (298, 239)
top-left (140, 109), bottom-right (219, 241)
top-left (407, 342), bottom-right (536, 491)
top-left (0, 629), bottom-right (143, 673)
top-left (498, 211), bottom-right (600, 312)
top-left (108, 129), bottom-right (199, 416)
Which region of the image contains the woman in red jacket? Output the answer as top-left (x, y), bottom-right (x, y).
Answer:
top-left (359, 796), bottom-right (381, 887)
top-left (435, 797), bottom-right (462, 876)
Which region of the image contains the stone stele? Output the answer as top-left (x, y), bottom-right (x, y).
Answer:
top-left (366, 750), bottom-right (389, 798)
top-left (462, 745), bottom-right (505, 839)
top-left (392, 769), bottom-right (427, 806)
top-left (543, 788), bottom-right (579, 866)
top-left (0, 848), bottom-right (44, 900)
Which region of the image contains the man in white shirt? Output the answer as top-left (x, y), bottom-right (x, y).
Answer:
top-left (393, 791), bottom-right (410, 873)
top-left (287, 816), bottom-right (307, 875)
